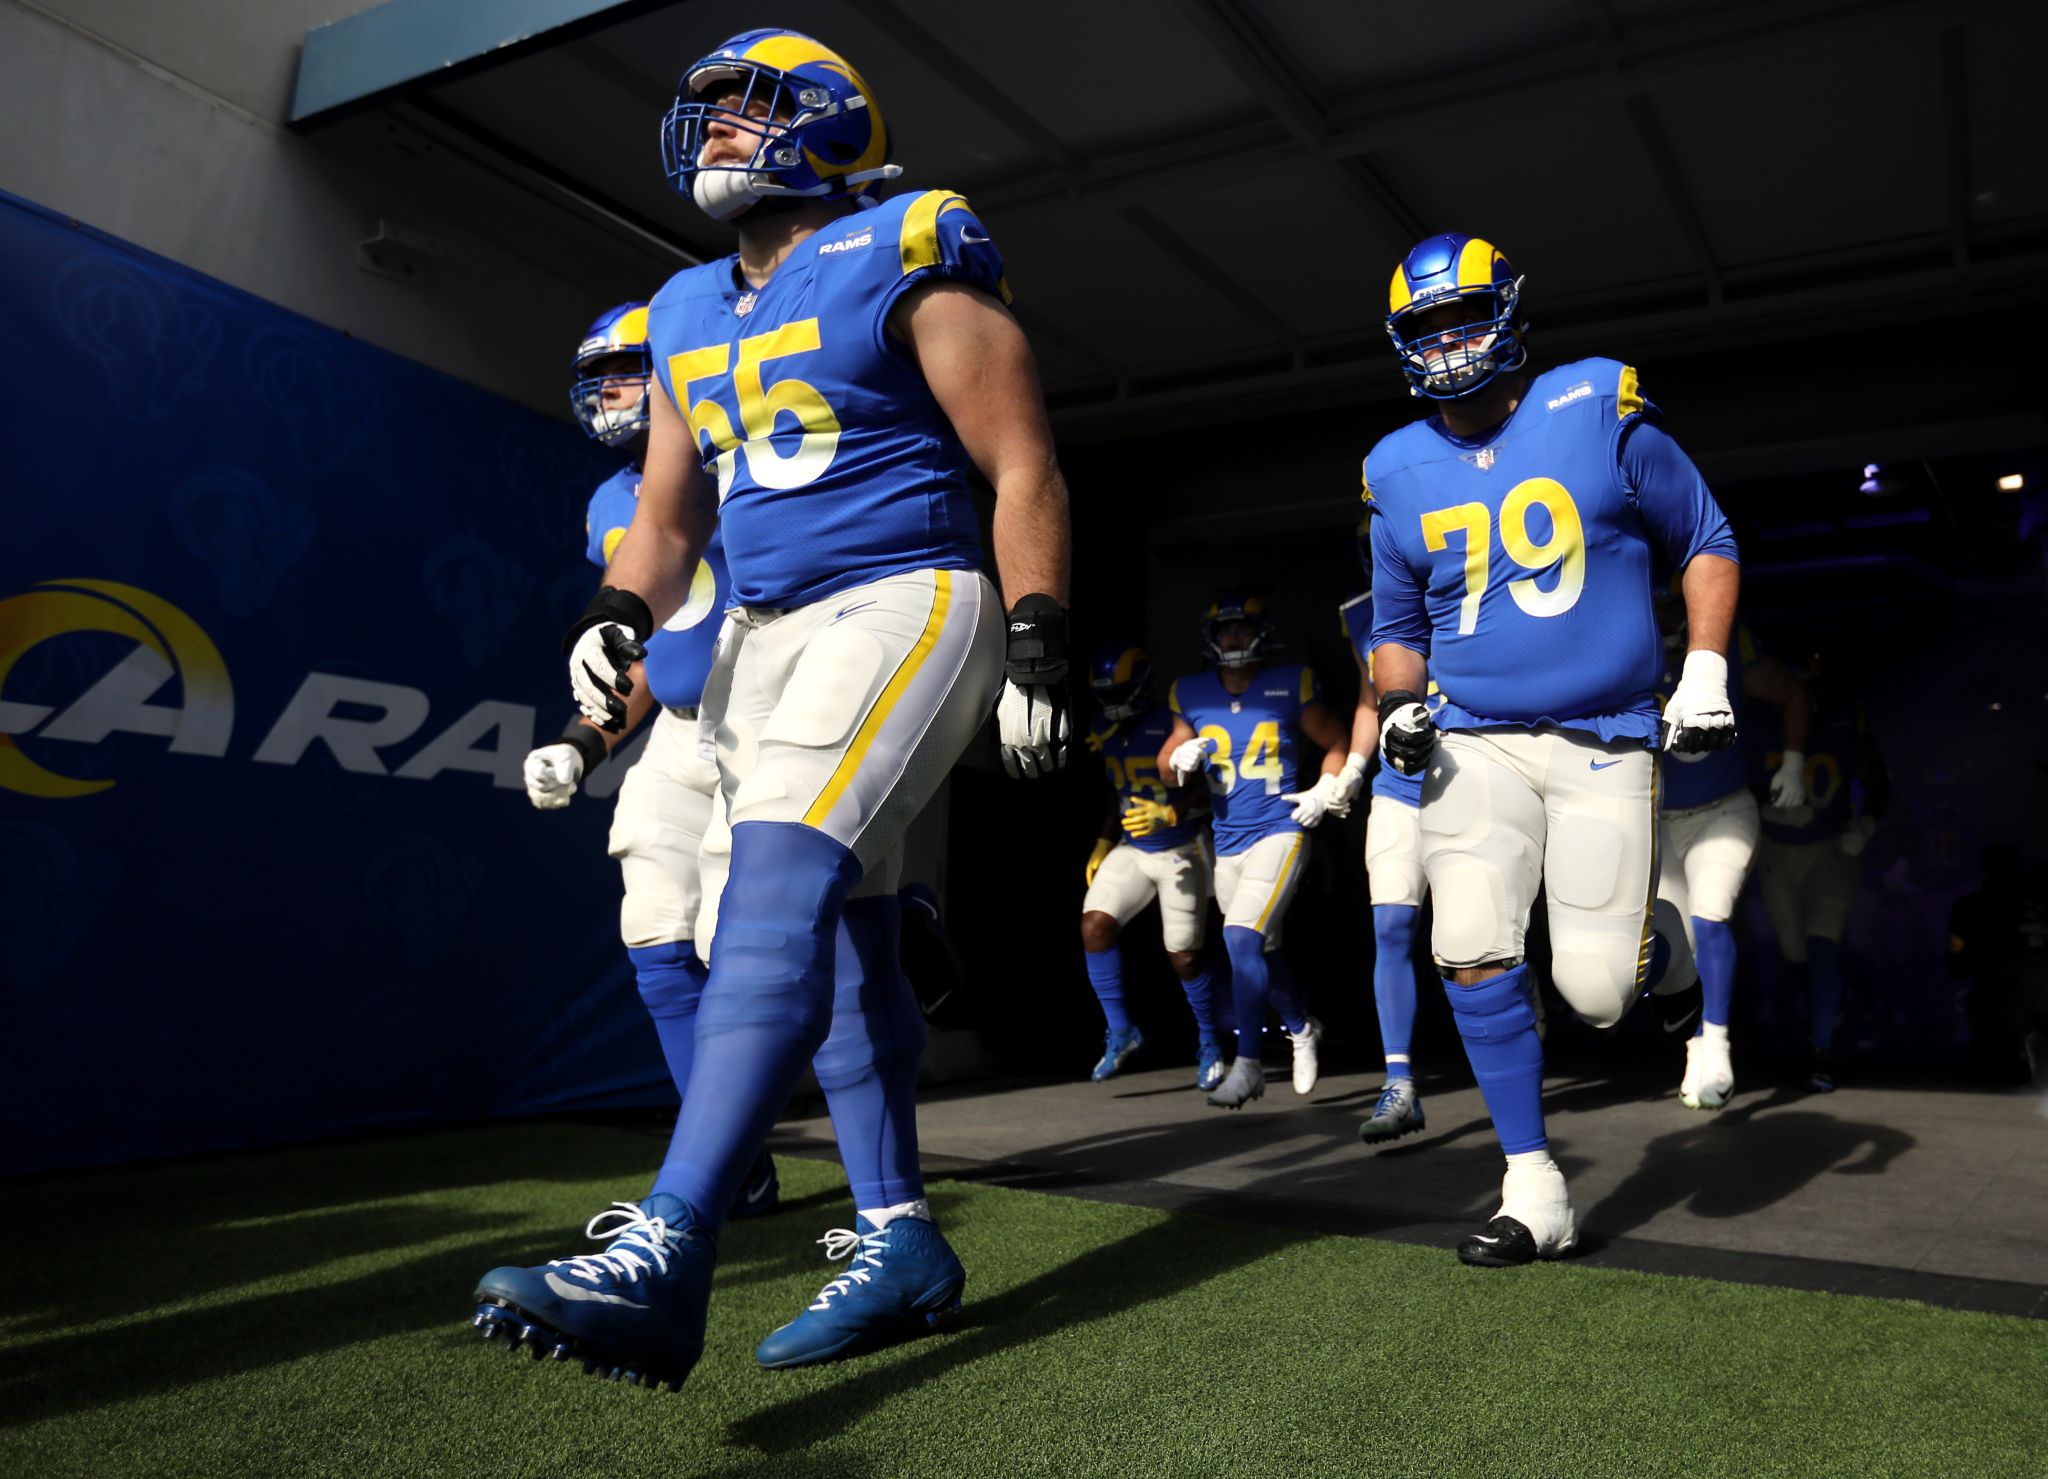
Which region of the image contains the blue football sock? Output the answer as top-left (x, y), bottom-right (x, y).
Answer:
top-left (1223, 925), bottom-right (1269, 1057)
top-left (1807, 937), bottom-right (1842, 1053)
top-left (1694, 917), bottom-right (1737, 1030)
top-left (1177, 960), bottom-right (1221, 1047)
top-left (1372, 904), bottom-right (1421, 1072)
top-left (652, 821), bottom-right (861, 1233)
top-left (1084, 946), bottom-right (1129, 1034)
top-left (629, 940), bottom-right (708, 1097)
top-left (1267, 950), bottom-right (1307, 1037)
top-left (1444, 964), bottom-right (1547, 1155)
top-left (815, 895), bottom-right (927, 1211)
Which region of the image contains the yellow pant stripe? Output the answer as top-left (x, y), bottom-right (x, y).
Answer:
top-left (802, 571), bottom-right (954, 828)
top-left (1253, 834), bottom-right (1305, 933)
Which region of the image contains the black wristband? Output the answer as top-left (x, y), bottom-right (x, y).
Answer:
top-left (1004, 593), bottom-right (1069, 686)
top-left (1379, 688), bottom-right (1426, 713)
top-left (559, 720), bottom-right (610, 775)
top-left (562, 585), bottom-right (654, 654)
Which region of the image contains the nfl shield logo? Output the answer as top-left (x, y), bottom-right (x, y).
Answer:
top-left (735, 291), bottom-right (756, 317)
top-left (1475, 446), bottom-right (1497, 471)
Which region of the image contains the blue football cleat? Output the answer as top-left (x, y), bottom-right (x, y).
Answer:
top-left (727, 1150), bottom-right (781, 1220)
top-left (1090, 1024), bottom-right (1144, 1081)
top-left (753, 1215), bottom-right (965, 1369)
top-left (1195, 1042), bottom-right (1227, 1091)
top-left (471, 1194), bottom-right (716, 1392)
top-left (1358, 1077), bottom-right (1426, 1144)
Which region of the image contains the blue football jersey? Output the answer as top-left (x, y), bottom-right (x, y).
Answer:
top-left (1088, 703), bottom-right (1204, 853)
top-left (1339, 591), bottom-right (1429, 807)
top-left (645, 189), bottom-right (1007, 610)
top-left (1169, 663), bottom-right (1321, 857)
top-left (1367, 359), bottom-right (1738, 745)
top-left (1753, 704), bottom-right (1864, 844)
top-left (584, 466), bottom-right (729, 711)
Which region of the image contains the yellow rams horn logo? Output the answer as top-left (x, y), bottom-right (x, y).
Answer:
top-left (0, 580), bottom-right (232, 798)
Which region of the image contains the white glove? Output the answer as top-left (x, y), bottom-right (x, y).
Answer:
top-left (1660, 650), bottom-right (1736, 754)
top-left (1168, 736), bottom-right (1216, 785)
top-left (569, 622), bottom-right (645, 730)
top-left (1282, 768), bottom-right (1355, 829)
top-left (1839, 816), bottom-right (1877, 858)
top-left (1768, 750), bottom-right (1808, 809)
top-left (523, 743), bottom-right (584, 810)
top-left (1328, 751), bottom-right (1369, 817)
top-left (996, 679), bottom-right (1070, 779)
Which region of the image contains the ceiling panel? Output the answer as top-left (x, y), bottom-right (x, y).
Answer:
top-left (1255, 0), bottom-right (1588, 102)
top-left (1965, 9), bottom-right (2048, 228)
top-left (1652, 33), bottom-right (1947, 266)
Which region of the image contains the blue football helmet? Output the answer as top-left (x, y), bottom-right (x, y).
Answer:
top-left (1202, 593), bottom-right (1272, 670)
top-left (1089, 644), bottom-right (1154, 722)
top-left (662, 29), bottom-right (902, 222)
top-left (570, 302), bottom-right (651, 447)
top-left (1386, 233), bottom-right (1528, 400)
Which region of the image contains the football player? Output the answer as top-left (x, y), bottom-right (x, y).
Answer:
top-left (521, 302), bottom-right (782, 1215)
top-left (1338, 519), bottom-right (1431, 1144)
top-left (474, 28), bottom-right (1072, 1388)
top-left (1366, 233), bottom-right (1736, 1266)
top-left (1159, 594), bottom-right (1359, 1109)
top-left (1654, 600), bottom-right (1813, 1110)
top-left (1752, 656), bottom-right (1889, 1091)
top-left (1079, 643), bottom-right (1225, 1088)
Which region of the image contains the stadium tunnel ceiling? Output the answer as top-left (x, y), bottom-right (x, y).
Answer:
top-left (293, 0), bottom-right (2048, 449)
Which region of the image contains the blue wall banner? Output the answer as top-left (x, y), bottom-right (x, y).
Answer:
top-left (0, 189), bottom-right (671, 1173)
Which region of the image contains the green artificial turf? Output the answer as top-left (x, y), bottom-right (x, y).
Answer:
top-left (1, 1120), bottom-right (2042, 1478)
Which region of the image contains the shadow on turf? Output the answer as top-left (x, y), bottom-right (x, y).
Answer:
top-left (1575, 1086), bottom-right (1916, 1250)
top-left (722, 1188), bottom-right (1319, 1459)
top-left (0, 1125), bottom-right (846, 1429)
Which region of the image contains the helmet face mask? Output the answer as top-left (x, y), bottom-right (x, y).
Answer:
top-left (1089, 645), bottom-right (1154, 722)
top-left (662, 30), bottom-right (902, 222)
top-left (1387, 234), bottom-right (1528, 401)
top-left (570, 305), bottom-right (652, 447)
top-left (1201, 595), bottom-right (1272, 671)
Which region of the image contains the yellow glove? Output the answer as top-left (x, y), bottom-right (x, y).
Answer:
top-left (1121, 799), bottom-right (1179, 838)
top-left (1086, 837), bottom-right (1115, 886)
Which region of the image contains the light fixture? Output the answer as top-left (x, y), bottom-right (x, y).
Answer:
top-left (1858, 462), bottom-right (1903, 497)
top-left (1997, 472), bottom-right (2025, 492)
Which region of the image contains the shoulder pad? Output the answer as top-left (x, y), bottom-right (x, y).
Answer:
top-left (886, 189), bottom-right (1010, 304)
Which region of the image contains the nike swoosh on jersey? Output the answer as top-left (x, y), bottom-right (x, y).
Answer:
top-left (543, 1272), bottom-right (647, 1307)
top-left (1588, 759), bottom-right (1624, 771)
top-left (961, 230), bottom-right (991, 244)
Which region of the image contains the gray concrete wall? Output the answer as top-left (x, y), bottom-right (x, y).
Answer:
top-left (0, 0), bottom-right (681, 414)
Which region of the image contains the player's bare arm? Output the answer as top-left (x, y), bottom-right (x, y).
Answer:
top-left (604, 380), bottom-right (718, 626)
top-left (1300, 700), bottom-right (1350, 779)
top-left (892, 280), bottom-right (1070, 605)
top-left (1678, 553), bottom-right (1739, 661)
top-left (1347, 648), bottom-right (1383, 761)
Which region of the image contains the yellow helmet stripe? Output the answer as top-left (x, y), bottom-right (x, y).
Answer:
top-left (1456, 236), bottom-right (1499, 290)
top-left (611, 305), bottom-right (650, 348)
top-left (1387, 264), bottom-right (1412, 315)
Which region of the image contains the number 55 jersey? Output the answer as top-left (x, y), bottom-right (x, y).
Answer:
top-left (1366, 358), bottom-right (1737, 745)
top-left (645, 188), bottom-right (1007, 609)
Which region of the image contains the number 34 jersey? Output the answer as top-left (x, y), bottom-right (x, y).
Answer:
top-left (645, 189), bottom-right (1008, 611)
top-left (1366, 358), bottom-right (1738, 746)
top-left (1169, 664), bottom-right (1320, 857)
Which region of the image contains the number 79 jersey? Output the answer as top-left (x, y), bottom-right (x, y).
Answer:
top-left (1169, 664), bottom-right (1320, 857)
top-left (645, 189), bottom-right (1008, 611)
top-left (1366, 357), bottom-right (1736, 746)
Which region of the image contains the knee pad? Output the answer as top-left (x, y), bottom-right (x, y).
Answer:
top-left (629, 941), bottom-right (707, 1020)
top-left (1444, 968), bottom-right (1538, 1043)
top-left (1428, 857), bottom-right (1509, 969)
top-left (697, 821), bottom-right (861, 1042)
top-left (812, 896), bottom-right (926, 1090)
top-left (1550, 941), bottom-right (1638, 1030)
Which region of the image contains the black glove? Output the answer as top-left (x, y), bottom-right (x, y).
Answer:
top-left (1378, 688), bottom-right (1436, 777)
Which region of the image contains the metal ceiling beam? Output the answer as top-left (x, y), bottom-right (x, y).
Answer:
top-left (1623, 94), bottom-right (1724, 305)
top-left (971, 0), bottom-right (1985, 215)
top-left (291, 0), bottom-right (679, 129)
top-left (1118, 205), bottom-right (1290, 344)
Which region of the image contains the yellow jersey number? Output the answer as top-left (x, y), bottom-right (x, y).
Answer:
top-left (667, 318), bottom-right (842, 499)
top-left (1104, 753), bottom-right (1170, 807)
top-left (1198, 721), bottom-right (1284, 796)
top-left (1419, 477), bottom-right (1586, 635)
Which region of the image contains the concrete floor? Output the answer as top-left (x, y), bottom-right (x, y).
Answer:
top-left (776, 1058), bottom-right (2048, 1318)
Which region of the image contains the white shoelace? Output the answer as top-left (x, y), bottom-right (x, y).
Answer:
top-left (807, 1226), bottom-right (887, 1311)
top-left (547, 1201), bottom-right (680, 1286)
